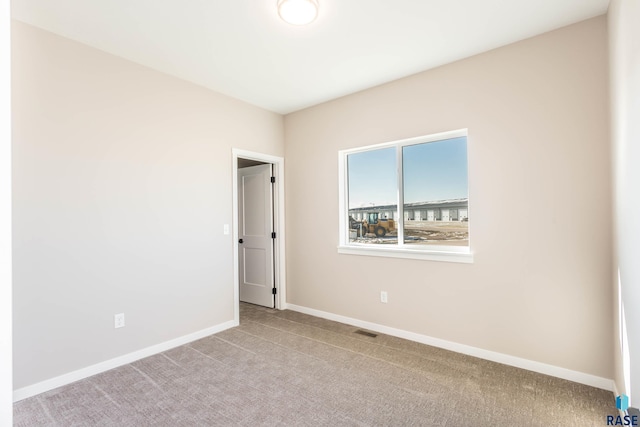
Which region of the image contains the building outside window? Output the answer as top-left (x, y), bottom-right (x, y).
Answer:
top-left (339, 129), bottom-right (471, 262)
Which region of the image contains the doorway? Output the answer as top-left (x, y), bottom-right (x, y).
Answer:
top-left (237, 161), bottom-right (274, 308)
top-left (232, 149), bottom-right (286, 324)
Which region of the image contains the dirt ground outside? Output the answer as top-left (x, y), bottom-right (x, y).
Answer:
top-left (350, 220), bottom-right (469, 246)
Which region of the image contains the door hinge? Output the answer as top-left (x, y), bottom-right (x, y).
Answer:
top-left (271, 232), bottom-right (276, 239)
top-left (272, 287), bottom-right (277, 295)
top-left (270, 176), bottom-right (276, 183)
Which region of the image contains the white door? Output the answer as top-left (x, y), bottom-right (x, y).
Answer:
top-left (238, 164), bottom-right (274, 308)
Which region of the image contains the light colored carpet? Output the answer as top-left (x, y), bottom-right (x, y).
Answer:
top-left (14, 303), bottom-right (617, 426)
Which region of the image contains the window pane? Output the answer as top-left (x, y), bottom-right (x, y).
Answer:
top-left (347, 147), bottom-right (398, 245)
top-left (402, 137), bottom-right (469, 247)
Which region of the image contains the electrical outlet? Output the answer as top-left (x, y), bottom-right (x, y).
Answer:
top-left (380, 291), bottom-right (388, 303)
top-left (223, 224), bottom-right (230, 235)
top-left (114, 313), bottom-right (125, 329)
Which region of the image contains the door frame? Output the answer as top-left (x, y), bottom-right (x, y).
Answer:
top-left (232, 149), bottom-right (286, 323)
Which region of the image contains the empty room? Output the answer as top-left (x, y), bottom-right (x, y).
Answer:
top-left (1, 0), bottom-right (639, 425)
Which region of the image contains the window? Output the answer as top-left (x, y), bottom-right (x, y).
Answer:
top-left (338, 129), bottom-right (472, 263)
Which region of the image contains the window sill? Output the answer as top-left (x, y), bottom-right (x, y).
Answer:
top-left (337, 245), bottom-right (474, 263)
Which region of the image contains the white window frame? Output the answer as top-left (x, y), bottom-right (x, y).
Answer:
top-left (338, 129), bottom-right (473, 263)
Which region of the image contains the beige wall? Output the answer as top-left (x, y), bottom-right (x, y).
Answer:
top-left (285, 16), bottom-right (612, 379)
top-left (2, 2), bottom-right (13, 425)
top-left (609, 0), bottom-right (640, 405)
top-left (11, 21), bottom-right (284, 389)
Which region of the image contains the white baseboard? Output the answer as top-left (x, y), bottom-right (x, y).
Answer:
top-left (13, 319), bottom-right (238, 402)
top-left (285, 303), bottom-right (615, 392)
top-left (613, 382), bottom-right (621, 399)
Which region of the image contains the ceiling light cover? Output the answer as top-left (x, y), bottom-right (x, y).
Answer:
top-left (278, 0), bottom-right (318, 26)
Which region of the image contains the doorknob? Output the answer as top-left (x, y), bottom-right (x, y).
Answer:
top-left (239, 239), bottom-right (243, 244)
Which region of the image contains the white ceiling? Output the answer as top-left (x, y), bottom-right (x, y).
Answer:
top-left (12, 0), bottom-right (610, 114)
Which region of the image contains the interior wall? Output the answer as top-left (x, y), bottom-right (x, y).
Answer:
top-left (1, 1), bottom-right (13, 424)
top-left (11, 21), bottom-right (284, 390)
top-left (609, 0), bottom-right (640, 405)
top-left (284, 16), bottom-right (613, 379)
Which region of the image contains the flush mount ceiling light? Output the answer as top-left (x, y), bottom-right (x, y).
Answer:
top-left (277, 0), bottom-right (318, 26)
